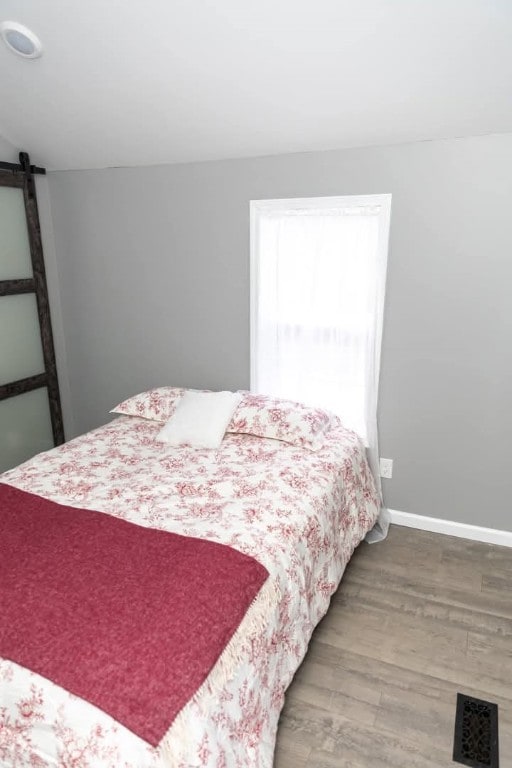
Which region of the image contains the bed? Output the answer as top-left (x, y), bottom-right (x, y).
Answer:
top-left (0, 389), bottom-right (380, 768)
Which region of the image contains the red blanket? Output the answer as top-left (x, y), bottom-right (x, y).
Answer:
top-left (0, 483), bottom-right (268, 746)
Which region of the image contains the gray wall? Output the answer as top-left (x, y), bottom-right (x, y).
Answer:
top-left (47, 133), bottom-right (512, 531)
top-left (0, 133), bottom-right (18, 162)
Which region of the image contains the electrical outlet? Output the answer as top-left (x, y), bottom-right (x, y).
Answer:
top-left (379, 458), bottom-right (393, 479)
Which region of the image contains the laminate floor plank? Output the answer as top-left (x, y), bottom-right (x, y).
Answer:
top-left (274, 524), bottom-right (512, 767)
top-left (336, 578), bottom-right (512, 636)
top-left (295, 659), bottom-right (383, 708)
top-left (482, 572), bottom-right (512, 595)
top-left (273, 724), bottom-right (311, 768)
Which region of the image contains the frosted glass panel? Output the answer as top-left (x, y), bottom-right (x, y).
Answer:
top-left (0, 186), bottom-right (33, 279)
top-left (0, 293), bottom-right (45, 384)
top-left (0, 387), bottom-right (54, 473)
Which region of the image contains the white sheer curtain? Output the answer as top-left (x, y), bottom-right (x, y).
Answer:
top-left (251, 195), bottom-right (391, 542)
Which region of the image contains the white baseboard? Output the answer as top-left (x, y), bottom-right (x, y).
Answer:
top-left (388, 509), bottom-right (512, 549)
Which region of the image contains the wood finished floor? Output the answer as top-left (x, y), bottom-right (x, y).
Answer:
top-left (274, 524), bottom-right (512, 768)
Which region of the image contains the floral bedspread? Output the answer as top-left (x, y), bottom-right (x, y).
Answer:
top-left (0, 416), bottom-right (379, 768)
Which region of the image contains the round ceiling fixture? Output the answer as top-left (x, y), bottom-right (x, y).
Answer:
top-left (1, 21), bottom-right (43, 59)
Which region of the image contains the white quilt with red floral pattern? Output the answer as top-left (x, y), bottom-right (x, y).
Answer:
top-left (0, 415), bottom-right (379, 768)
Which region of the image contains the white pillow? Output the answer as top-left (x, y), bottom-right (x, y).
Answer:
top-left (156, 390), bottom-right (242, 449)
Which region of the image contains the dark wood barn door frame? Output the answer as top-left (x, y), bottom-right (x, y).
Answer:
top-left (0, 152), bottom-right (64, 446)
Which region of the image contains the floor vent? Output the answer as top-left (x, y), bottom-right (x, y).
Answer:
top-left (453, 693), bottom-right (499, 768)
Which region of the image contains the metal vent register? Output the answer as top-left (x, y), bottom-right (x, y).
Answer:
top-left (453, 693), bottom-right (499, 768)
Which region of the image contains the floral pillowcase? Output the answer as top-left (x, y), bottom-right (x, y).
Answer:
top-left (227, 392), bottom-right (337, 451)
top-left (111, 387), bottom-right (185, 423)
top-left (111, 388), bottom-right (337, 451)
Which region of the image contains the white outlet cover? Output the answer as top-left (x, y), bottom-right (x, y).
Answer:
top-left (379, 458), bottom-right (393, 479)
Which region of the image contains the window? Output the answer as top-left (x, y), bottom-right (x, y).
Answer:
top-left (250, 195), bottom-right (391, 445)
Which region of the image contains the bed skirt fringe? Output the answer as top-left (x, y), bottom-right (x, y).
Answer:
top-left (159, 575), bottom-right (280, 766)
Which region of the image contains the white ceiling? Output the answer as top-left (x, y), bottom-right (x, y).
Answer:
top-left (0, 0), bottom-right (511, 171)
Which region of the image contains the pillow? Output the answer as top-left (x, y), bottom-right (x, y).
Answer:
top-left (112, 387), bottom-right (336, 451)
top-left (111, 387), bottom-right (185, 422)
top-left (156, 391), bottom-right (242, 449)
top-left (227, 392), bottom-right (337, 451)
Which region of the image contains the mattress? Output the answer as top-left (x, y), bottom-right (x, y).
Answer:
top-left (0, 414), bottom-right (379, 768)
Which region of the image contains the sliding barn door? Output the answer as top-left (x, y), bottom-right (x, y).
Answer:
top-left (0, 154), bottom-right (64, 473)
